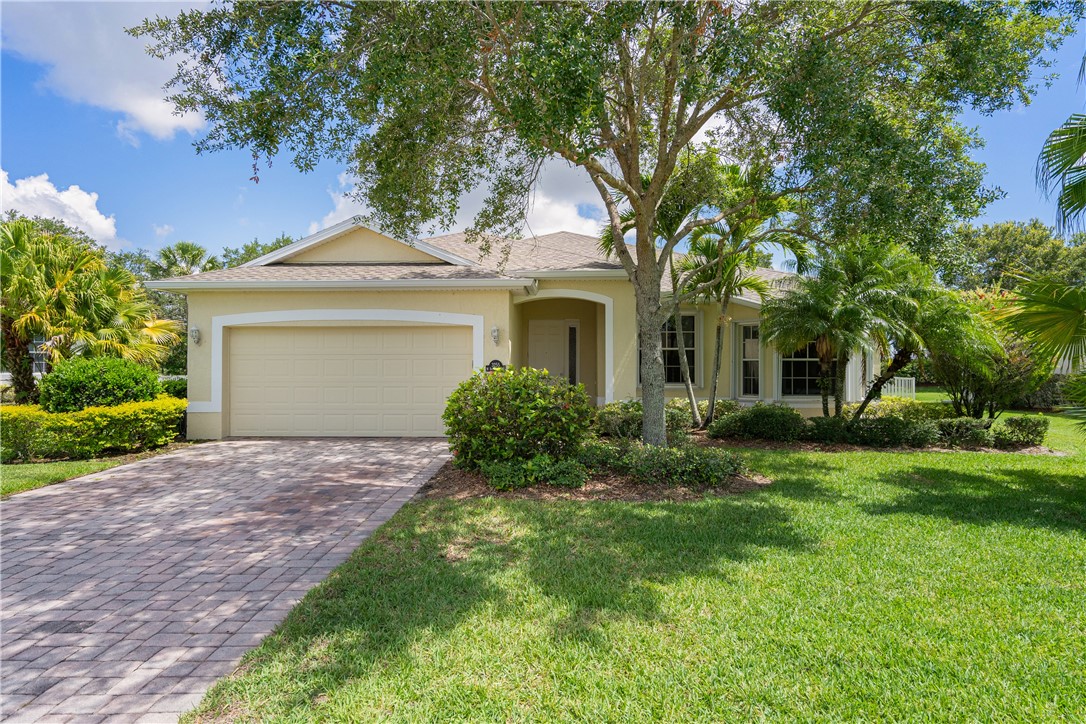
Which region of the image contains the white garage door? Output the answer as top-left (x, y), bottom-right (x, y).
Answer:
top-left (228, 325), bottom-right (473, 437)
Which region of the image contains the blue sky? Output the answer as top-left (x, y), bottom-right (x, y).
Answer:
top-left (1, 2), bottom-right (1083, 263)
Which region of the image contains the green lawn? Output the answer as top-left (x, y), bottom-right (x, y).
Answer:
top-left (914, 386), bottom-right (948, 402)
top-left (1, 443), bottom-right (192, 497)
top-left (188, 415), bottom-right (1085, 722)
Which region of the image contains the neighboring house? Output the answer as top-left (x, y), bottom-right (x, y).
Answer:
top-left (148, 217), bottom-right (875, 439)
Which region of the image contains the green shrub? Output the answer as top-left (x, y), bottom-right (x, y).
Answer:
top-left (39, 357), bottom-right (162, 413)
top-left (936, 417), bottom-right (992, 448)
top-left (1012, 374), bottom-right (1067, 410)
top-left (804, 416), bottom-right (852, 444)
top-left (161, 378), bottom-right (187, 399)
top-left (480, 453), bottom-right (589, 491)
top-left (596, 400), bottom-right (692, 442)
top-left (991, 415), bottom-right (1050, 449)
top-left (443, 367), bottom-right (593, 469)
top-left (849, 417), bottom-right (939, 448)
top-left (576, 438), bottom-right (743, 486)
top-left (707, 403), bottom-right (806, 442)
top-left (844, 396), bottom-right (956, 422)
top-left (0, 397), bottom-right (187, 462)
top-left (665, 397), bottom-right (742, 421)
top-left (622, 444), bottom-right (744, 487)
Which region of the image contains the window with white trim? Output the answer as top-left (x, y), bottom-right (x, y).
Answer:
top-left (640, 314), bottom-right (697, 385)
top-left (781, 341), bottom-right (839, 396)
top-left (739, 324), bottom-right (760, 396)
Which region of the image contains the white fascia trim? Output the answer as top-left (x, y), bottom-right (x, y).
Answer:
top-left (242, 216), bottom-right (476, 267)
top-left (146, 279), bottom-right (529, 292)
top-left (511, 269), bottom-right (628, 279)
top-left (513, 288), bottom-right (615, 403)
top-left (186, 308), bottom-right (485, 414)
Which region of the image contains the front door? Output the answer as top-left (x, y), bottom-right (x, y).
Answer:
top-left (528, 319), bottom-right (578, 383)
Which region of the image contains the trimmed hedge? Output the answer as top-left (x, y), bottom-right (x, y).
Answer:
top-left (707, 403), bottom-right (807, 442)
top-left (665, 397), bottom-right (743, 421)
top-left (39, 357), bottom-right (162, 413)
top-left (843, 396), bottom-right (956, 422)
top-left (1, 397), bottom-right (187, 463)
top-left (443, 367), bottom-right (593, 469)
top-left (992, 415), bottom-right (1049, 449)
top-left (578, 439), bottom-right (744, 487)
top-left (805, 416), bottom-right (939, 448)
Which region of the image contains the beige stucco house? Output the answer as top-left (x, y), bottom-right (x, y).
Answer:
top-left (149, 217), bottom-right (874, 439)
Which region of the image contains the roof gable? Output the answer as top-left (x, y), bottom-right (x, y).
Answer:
top-left (245, 217), bottom-right (475, 267)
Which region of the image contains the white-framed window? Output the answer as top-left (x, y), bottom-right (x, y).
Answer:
top-left (738, 324), bottom-right (760, 397)
top-left (661, 314), bottom-right (696, 385)
top-left (781, 341), bottom-right (840, 396)
top-left (30, 339), bottom-right (48, 376)
top-left (639, 313), bottom-right (698, 386)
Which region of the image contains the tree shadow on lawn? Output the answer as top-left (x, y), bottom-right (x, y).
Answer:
top-left (864, 463), bottom-right (1086, 533)
top-left (486, 496), bottom-right (815, 646)
top-left (199, 495), bottom-right (814, 719)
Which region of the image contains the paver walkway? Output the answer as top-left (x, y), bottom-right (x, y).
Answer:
top-left (1, 438), bottom-right (449, 722)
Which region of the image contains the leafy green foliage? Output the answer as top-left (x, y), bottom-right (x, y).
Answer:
top-left (221, 233), bottom-right (295, 268)
top-left (843, 396), bottom-right (956, 422)
top-left (577, 439), bottom-right (743, 487)
top-left (481, 454), bottom-right (589, 491)
top-left (0, 397), bottom-right (187, 462)
top-left (991, 415), bottom-right (1050, 449)
top-left (666, 397), bottom-right (742, 422)
top-left (942, 220), bottom-right (1086, 290)
top-left (39, 357), bottom-right (163, 413)
top-left (1, 219), bottom-right (181, 402)
top-left (805, 415), bottom-right (939, 448)
top-left (443, 368), bottom-right (593, 469)
top-left (1038, 112), bottom-right (1086, 231)
top-left (936, 418), bottom-right (993, 449)
top-left (597, 400), bottom-right (692, 442)
top-left (161, 378), bottom-right (188, 400)
top-left (707, 403), bottom-right (807, 442)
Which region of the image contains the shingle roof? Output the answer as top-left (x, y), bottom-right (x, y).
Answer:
top-left (424, 230), bottom-right (629, 273)
top-left (147, 263), bottom-right (525, 289)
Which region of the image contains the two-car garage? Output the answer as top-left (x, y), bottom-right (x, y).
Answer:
top-left (226, 325), bottom-right (474, 437)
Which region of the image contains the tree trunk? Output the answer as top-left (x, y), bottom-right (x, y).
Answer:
top-left (851, 347), bottom-right (915, 422)
top-left (2, 315), bottom-right (38, 404)
top-left (818, 361), bottom-right (833, 417)
top-left (635, 285), bottom-right (668, 447)
top-left (673, 307), bottom-right (702, 428)
top-left (833, 351), bottom-right (849, 417)
top-left (702, 294), bottom-right (730, 428)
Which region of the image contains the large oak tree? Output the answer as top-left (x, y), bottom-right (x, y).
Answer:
top-left (135, 1), bottom-right (1078, 444)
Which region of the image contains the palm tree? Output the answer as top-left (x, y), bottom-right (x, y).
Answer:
top-left (1, 219), bottom-right (182, 402)
top-left (762, 240), bottom-right (924, 417)
top-left (996, 277), bottom-right (1086, 426)
top-left (678, 216), bottom-right (809, 427)
top-left (146, 240), bottom-right (221, 278)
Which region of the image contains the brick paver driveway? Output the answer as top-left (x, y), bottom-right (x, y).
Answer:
top-left (1, 438), bottom-right (449, 722)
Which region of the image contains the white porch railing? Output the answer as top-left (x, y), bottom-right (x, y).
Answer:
top-left (881, 376), bottom-right (916, 399)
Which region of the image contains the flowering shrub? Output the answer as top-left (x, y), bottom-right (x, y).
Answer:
top-left (443, 367), bottom-right (593, 469)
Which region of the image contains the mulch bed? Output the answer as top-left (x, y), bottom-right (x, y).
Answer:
top-left (420, 460), bottom-right (772, 503)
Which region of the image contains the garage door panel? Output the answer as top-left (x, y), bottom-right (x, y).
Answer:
top-left (228, 325), bottom-right (471, 437)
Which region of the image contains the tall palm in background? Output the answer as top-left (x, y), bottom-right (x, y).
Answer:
top-left (147, 240), bottom-right (222, 278)
top-left (762, 240), bottom-right (925, 417)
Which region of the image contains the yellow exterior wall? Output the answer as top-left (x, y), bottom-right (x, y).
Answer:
top-left (184, 288), bottom-right (514, 439)
top-left (284, 227), bottom-right (443, 264)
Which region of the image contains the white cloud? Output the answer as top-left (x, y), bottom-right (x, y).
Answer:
top-left (308, 162), bottom-right (605, 239)
top-left (152, 223), bottom-right (174, 239)
top-left (1, 168), bottom-right (123, 249)
top-left (1, 1), bottom-right (205, 143)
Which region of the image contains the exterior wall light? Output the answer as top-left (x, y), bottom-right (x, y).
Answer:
top-left (490, 326), bottom-right (500, 344)
top-left (189, 326), bottom-right (201, 345)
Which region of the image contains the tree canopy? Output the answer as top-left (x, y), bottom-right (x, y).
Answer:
top-left (134, 0), bottom-right (1080, 443)
top-left (942, 219), bottom-right (1086, 290)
